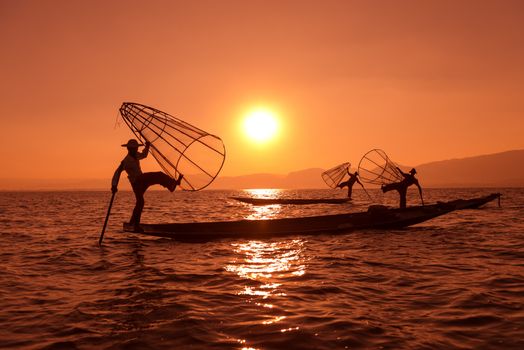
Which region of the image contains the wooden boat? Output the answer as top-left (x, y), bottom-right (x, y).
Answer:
top-left (230, 196), bottom-right (351, 205)
top-left (445, 192), bottom-right (501, 210)
top-left (123, 193), bottom-right (500, 241)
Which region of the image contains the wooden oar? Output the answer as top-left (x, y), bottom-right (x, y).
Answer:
top-left (99, 192), bottom-right (116, 246)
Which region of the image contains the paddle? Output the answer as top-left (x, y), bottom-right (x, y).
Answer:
top-left (99, 191), bottom-right (116, 246)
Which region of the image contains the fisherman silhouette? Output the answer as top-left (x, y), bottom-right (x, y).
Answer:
top-left (381, 167), bottom-right (423, 208)
top-left (111, 139), bottom-right (184, 232)
top-left (337, 170), bottom-right (363, 199)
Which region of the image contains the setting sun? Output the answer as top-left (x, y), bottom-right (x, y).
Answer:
top-left (243, 108), bottom-right (279, 142)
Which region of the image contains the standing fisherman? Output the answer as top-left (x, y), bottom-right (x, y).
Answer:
top-left (337, 170), bottom-right (363, 199)
top-left (381, 167), bottom-right (423, 208)
top-left (111, 139), bottom-right (184, 232)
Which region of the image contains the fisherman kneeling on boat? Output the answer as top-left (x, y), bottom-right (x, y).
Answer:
top-left (111, 139), bottom-right (184, 232)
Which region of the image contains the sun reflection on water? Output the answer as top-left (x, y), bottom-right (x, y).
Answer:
top-left (231, 241), bottom-right (305, 279)
top-left (245, 188), bottom-right (282, 198)
top-left (245, 204), bottom-right (282, 220)
top-left (225, 238), bottom-right (307, 345)
top-left (262, 315), bottom-right (286, 325)
top-left (243, 189), bottom-right (283, 220)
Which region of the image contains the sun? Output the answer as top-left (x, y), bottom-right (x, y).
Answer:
top-left (243, 108), bottom-right (279, 142)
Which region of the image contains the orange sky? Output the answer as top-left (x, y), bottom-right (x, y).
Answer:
top-left (1, 0), bottom-right (523, 181)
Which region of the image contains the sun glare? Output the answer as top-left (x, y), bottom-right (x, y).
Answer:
top-left (243, 109), bottom-right (278, 142)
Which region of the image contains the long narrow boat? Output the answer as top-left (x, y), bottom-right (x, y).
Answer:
top-left (445, 192), bottom-right (500, 210)
top-left (123, 193), bottom-right (500, 241)
top-left (230, 196), bottom-right (351, 205)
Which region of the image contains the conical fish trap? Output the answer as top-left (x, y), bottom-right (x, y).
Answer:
top-left (119, 102), bottom-right (226, 191)
top-left (321, 162), bottom-right (350, 188)
top-left (357, 149), bottom-right (403, 185)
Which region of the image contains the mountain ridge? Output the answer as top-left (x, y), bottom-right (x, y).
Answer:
top-left (1, 149), bottom-right (523, 190)
top-left (415, 149), bottom-right (524, 187)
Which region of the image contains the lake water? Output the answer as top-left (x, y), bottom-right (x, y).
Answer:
top-left (1, 188), bottom-right (523, 349)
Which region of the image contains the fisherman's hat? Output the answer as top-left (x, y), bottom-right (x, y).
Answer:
top-left (121, 139), bottom-right (143, 148)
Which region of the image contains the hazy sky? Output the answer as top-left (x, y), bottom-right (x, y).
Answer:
top-left (1, 0), bottom-right (523, 180)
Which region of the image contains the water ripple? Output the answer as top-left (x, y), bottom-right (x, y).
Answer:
top-left (0, 189), bottom-right (523, 349)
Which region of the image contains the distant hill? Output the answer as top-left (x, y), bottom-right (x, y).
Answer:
top-left (210, 150), bottom-right (524, 189)
top-left (211, 173), bottom-right (286, 189)
top-left (210, 168), bottom-right (326, 189)
top-left (0, 178), bottom-right (129, 191)
top-left (416, 150), bottom-right (524, 187)
top-left (1, 150), bottom-right (523, 190)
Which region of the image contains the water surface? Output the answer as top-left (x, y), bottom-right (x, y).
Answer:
top-left (0, 188), bottom-right (523, 349)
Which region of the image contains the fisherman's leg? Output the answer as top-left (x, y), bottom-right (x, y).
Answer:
top-left (130, 185), bottom-right (145, 228)
top-left (382, 183), bottom-right (396, 193)
top-left (347, 186), bottom-right (352, 199)
top-left (140, 172), bottom-right (177, 190)
top-left (398, 188), bottom-right (407, 209)
top-left (338, 180), bottom-right (349, 189)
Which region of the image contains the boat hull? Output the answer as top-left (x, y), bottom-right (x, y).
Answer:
top-left (123, 193), bottom-right (500, 241)
top-left (445, 192), bottom-right (500, 210)
top-left (230, 196), bottom-right (351, 205)
top-left (124, 205), bottom-right (452, 241)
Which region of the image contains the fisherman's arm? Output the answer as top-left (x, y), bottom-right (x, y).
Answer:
top-left (396, 167), bottom-right (405, 176)
top-left (138, 141), bottom-right (151, 159)
top-left (111, 163), bottom-right (124, 193)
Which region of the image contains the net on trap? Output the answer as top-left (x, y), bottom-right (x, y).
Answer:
top-left (321, 162), bottom-right (350, 188)
top-left (119, 102), bottom-right (226, 191)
